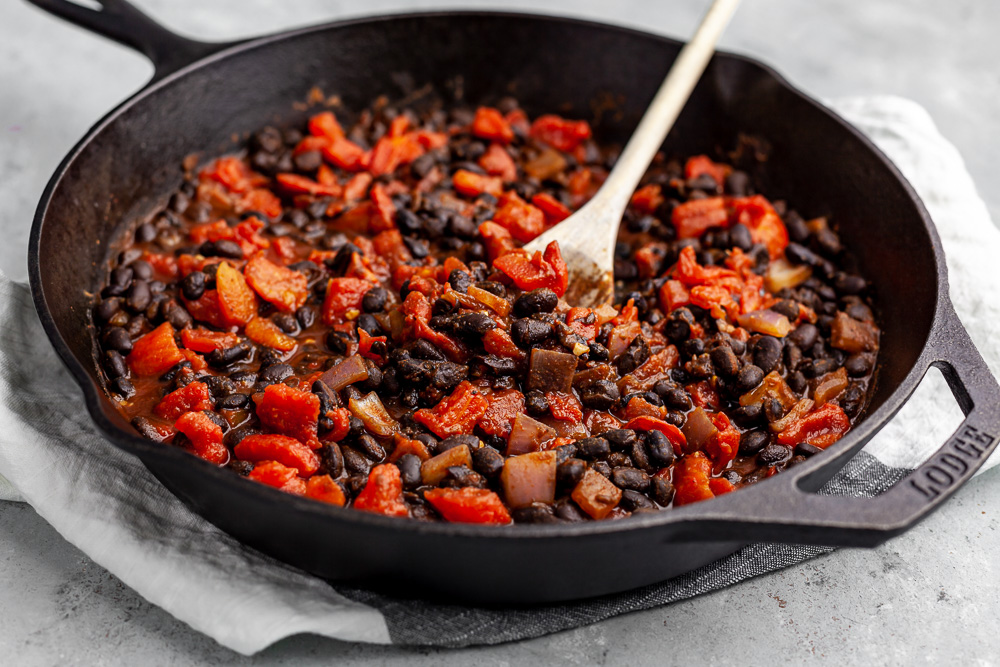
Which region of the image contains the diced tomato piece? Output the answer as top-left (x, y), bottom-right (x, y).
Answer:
top-left (492, 241), bottom-right (568, 297)
top-left (704, 412), bottom-right (739, 472)
top-left (690, 284), bottom-right (736, 320)
top-left (478, 221), bottom-right (516, 261)
top-left (478, 389), bottom-right (525, 438)
top-left (308, 110), bottom-right (344, 141)
top-left (479, 143), bottom-right (518, 181)
top-left (368, 134), bottom-right (424, 176)
top-left (414, 380), bottom-right (489, 438)
top-left (180, 349), bottom-right (207, 372)
top-left (243, 254), bottom-right (308, 313)
top-left (180, 327), bottom-right (239, 353)
top-left (189, 219), bottom-right (231, 245)
top-left (631, 184), bottom-right (664, 214)
top-left (270, 236), bottom-right (300, 265)
top-left (321, 407), bottom-right (353, 443)
top-left (547, 391), bottom-right (583, 423)
top-left (126, 322), bottom-right (184, 376)
top-left (238, 188), bottom-right (283, 219)
top-left (320, 135), bottom-right (367, 171)
top-left (215, 261), bottom-right (257, 327)
top-left (141, 252), bottom-right (179, 280)
top-left (200, 156), bottom-right (260, 193)
top-left (776, 403), bottom-right (851, 449)
top-left (453, 169), bottom-right (504, 198)
top-left (531, 193), bottom-right (571, 225)
top-left (154, 381), bottom-right (213, 420)
top-left (482, 328), bottom-right (525, 360)
top-left (234, 433), bottom-right (320, 476)
top-left (343, 172), bottom-right (373, 201)
top-left (401, 291), bottom-right (465, 362)
top-left (471, 107), bottom-right (514, 144)
top-left (659, 279), bottom-right (691, 312)
top-left (293, 135), bottom-right (331, 156)
top-left (424, 487), bottom-right (512, 525)
top-left (232, 216), bottom-right (270, 255)
top-left (686, 381), bottom-right (720, 411)
top-left (684, 155), bottom-right (729, 185)
top-left (372, 229), bottom-right (412, 272)
top-left (255, 383), bottom-right (321, 449)
top-left (672, 197), bottom-right (729, 239)
top-left (276, 173), bottom-right (341, 198)
top-left (182, 289), bottom-right (228, 330)
top-left (565, 307), bottom-right (598, 341)
top-left (492, 191), bottom-right (546, 243)
top-left (305, 475), bottom-right (347, 506)
top-left (625, 416), bottom-right (687, 450)
top-left (175, 411), bottom-right (228, 465)
top-left (353, 464), bottom-right (409, 517)
top-left (369, 183), bottom-right (397, 233)
top-left (322, 277), bottom-right (373, 324)
top-left (708, 477), bottom-right (735, 496)
top-left (672, 452), bottom-right (716, 507)
top-left (244, 316), bottom-right (297, 352)
top-left (730, 195), bottom-right (789, 259)
top-left (529, 114), bottom-right (592, 152)
top-left (357, 328), bottom-right (387, 362)
top-left (247, 460), bottom-right (306, 495)
top-left (388, 435), bottom-right (432, 463)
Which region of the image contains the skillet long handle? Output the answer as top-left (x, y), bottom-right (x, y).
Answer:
top-left (687, 299), bottom-right (1000, 547)
top-left (24, 0), bottom-right (225, 81)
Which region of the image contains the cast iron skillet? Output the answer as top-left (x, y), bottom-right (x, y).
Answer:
top-left (26, 0), bottom-right (1000, 604)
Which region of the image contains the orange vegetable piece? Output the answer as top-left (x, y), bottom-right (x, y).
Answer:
top-left (180, 327), bottom-right (240, 353)
top-left (368, 183), bottom-right (397, 233)
top-left (126, 322), bottom-right (184, 376)
top-left (492, 241), bottom-right (568, 297)
top-left (305, 475), bottom-right (347, 506)
top-left (238, 188), bottom-right (283, 219)
top-left (672, 452), bottom-right (716, 507)
top-left (353, 464), bottom-right (409, 517)
top-left (215, 261), bottom-right (257, 327)
top-left (244, 316), bottom-right (297, 352)
top-left (776, 403), bottom-right (851, 449)
top-left (255, 383), bottom-right (321, 449)
top-left (247, 460), bottom-right (307, 495)
top-left (529, 115), bottom-right (592, 152)
top-left (200, 156), bottom-right (259, 193)
top-left (659, 279), bottom-right (691, 312)
top-left (493, 191), bottom-right (546, 243)
top-left (414, 380), bottom-right (489, 438)
top-left (322, 277), bottom-right (373, 325)
top-left (308, 110), bottom-right (344, 141)
top-left (478, 221), bottom-right (516, 261)
top-left (531, 193), bottom-right (571, 224)
top-left (482, 328), bottom-right (525, 360)
top-left (388, 435), bottom-right (432, 463)
top-left (471, 107), bottom-right (514, 144)
top-left (684, 155), bottom-right (730, 185)
top-left (672, 196), bottom-right (729, 239)
top-left (630, 184), bottom-right (664, 214)
top-left (424, 488), bottom-right (511, 525)
top-left (174, 411), bottom-right (228, 465)
top-left (154, 381), bottom-right (213, 420)
top-left (704, 412), bottom-right (740, 473)
top-left (478, 143), bottom-right (517, 181)
top-left (243, 254), bottom-right (308, 313)
top-left (182, 289), bottom-right (228, 330)
top-left (234, 433), bottom-right (320, 476)
top-left (275, 173), bottom-right (341, 198)
top-left (453, 169), bottom-right (504, 198)
top-left (477, 389), bottom-right (525, 438)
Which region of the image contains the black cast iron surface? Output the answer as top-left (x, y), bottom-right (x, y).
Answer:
top-left (23, 0), bottom-right (1000, 603)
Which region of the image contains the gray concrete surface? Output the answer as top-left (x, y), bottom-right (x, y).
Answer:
top-left (1, 0), bottom-right (999, 664)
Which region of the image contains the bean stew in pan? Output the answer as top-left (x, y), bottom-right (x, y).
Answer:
top-left (92, 96), bottom-right (879, 524)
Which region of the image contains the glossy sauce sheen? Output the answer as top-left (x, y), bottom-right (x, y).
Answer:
top-left (92, 98), bottom-right (880, 525)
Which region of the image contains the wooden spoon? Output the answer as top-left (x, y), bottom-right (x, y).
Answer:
top-left (523, 0), bottom-right (742, 307)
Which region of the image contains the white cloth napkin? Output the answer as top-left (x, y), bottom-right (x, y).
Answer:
top-left (0, 95), bottom-right (996, 654)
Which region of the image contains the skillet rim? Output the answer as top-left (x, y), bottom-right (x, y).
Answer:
top-left (27, 9), bottom-right (946, 541)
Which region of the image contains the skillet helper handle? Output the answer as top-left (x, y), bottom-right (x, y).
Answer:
top-left (718, 300), bottom-right (1000, 547)
top-left (24, 0), bottom-right (224, 80)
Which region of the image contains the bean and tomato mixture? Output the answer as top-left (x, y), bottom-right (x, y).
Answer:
top-left (94, 97), bottom-right (879, 524)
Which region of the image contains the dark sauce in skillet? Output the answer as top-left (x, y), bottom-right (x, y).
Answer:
top-left (91, 96), bottom-right (880, 523)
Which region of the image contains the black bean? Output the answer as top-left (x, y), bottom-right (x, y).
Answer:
top-left (293, 150), bottom-right (322, 172)
top-left (815, 228), bottom-right (842, 256)
top-left (739, 429), bottom-right (770, 456)
top-left (296, 305), bottom-right (317, 329)
top-left (521, 389), bottom-right (548, 415)
top-left (787, 371), bottom-right (808, 394)
top-left (471, 446), bottom-right (504, 478)
top-left (441, 465), bottom-right (486, 489)
top-left (357, 314), bottom-right (382, 337)
top-left (598, 430), bottom-right (633, 452)
top-left (512, 504), bottom-right (561, 524)
top-left (557, 458), bottom-right (587, 488)
top-left (612, 467), bottom-right (650, 492)
top-left (588, 342), bottom-right (609, 362)
top-left (845, 353), bottom-right (874, 377)
top-left (207, 343), bottom-right (251, 368)
top-left (229, 371), bottom-right (258, 389)
top-left (131, 416), bottom-right (163, 441)
top-left (764, 398), bottom-right (785, 422)
top-left (802, 358), bottom-right (837, 378)
top-left (592, 460), bottom-right (613, 478)
top-left (759, 443), bottom-right (791, 465)
top-left (318, 443), bottom-right (345, 478)
top-left (456, 312), bottom-right (496, 336)
top-left (181, 271), bottom-right (206, 301)
top-left (256, 363), bottom-right (292, 386)
top-left (131, 260), bottom-right (153, 280)
top-left (651, 477), bottom-right (675, 506)
top-left (630, 439), bottom-right (656, 472)
top-left (343, 474), bottom-right (368, 497)
top-left (795, 442), bottom-right (825, 457)
top-left (771, 300), bottom-right (799, 321)
top-left (576, 437), bottom-right (611, 460)
top-left (104, 350), bottom-right (129, 379)
top-left (840, 384), bottom-right (865, 418)
top-left (102, 326), bottom-right (132, 354)
top-left (125, 280), bottom-right (151, 312)
top-left (615, 335), bottom-right (650, 375)
top-left (787, 322), bottom-right (818, 350)
top-left (785, 242), bottom-right (820, 266)
top-left (110, 266), bottom-right (134, 289)
top-left (111, 377), bottom-right (135, 399)
top-left (752, 336), bottom-right (782, 375)
top-left (94, 298), bottom-right (121, 323)
top-left (217, 393), bottom-right (249, 410)
top-left (620, 489), bottom-right (658, 512)
top-left (439, 434), bottom-right (481, 452)
top-left (355, 434), bottom-right (386, 462)
top-left (163, 301), bottom-right (193, 330)
top-left (710, 345), bottom-right (739, 378)
top-left (360, 287), bottom-right (388, 313)
top-left (731, 405), bottom-right (762, 429)
top-left (513, 289), bottom-right (558, 317)
top-left (607, 452), bottom-right (631, 468)
top-left (343, 447), bottom-right (372, 475)
top-left (681, 338), bottom-right (705, 358)
top-left (272, 312), bottom-right (298, 334)
top-left (784, 344), bottom-right (802, 372)
top-left (326, 330), bottom-right (352, 355)
top-left (395, 454), bottom-right (422, 490)
top-left (511, 318), bottom-right (552, 348)
top-left (645, 430), bottom-right (676, 465)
